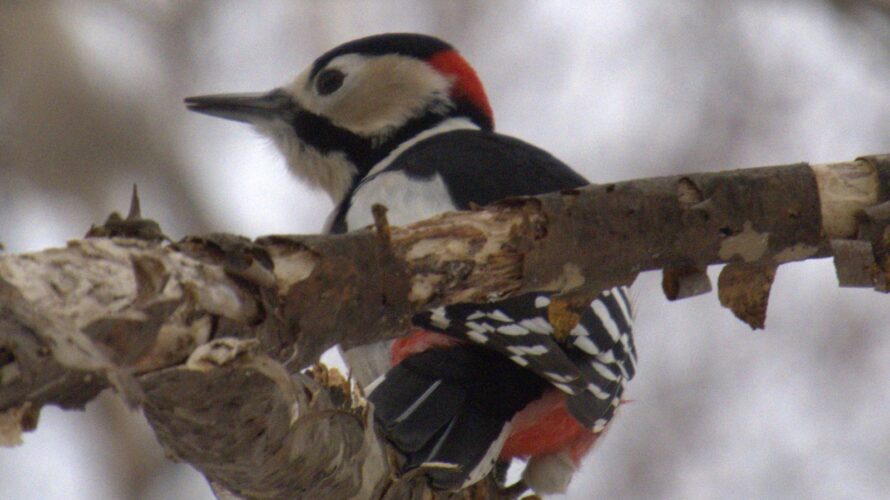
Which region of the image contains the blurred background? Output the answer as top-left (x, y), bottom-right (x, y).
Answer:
top-left (2, 1), bottom-right (889, 499)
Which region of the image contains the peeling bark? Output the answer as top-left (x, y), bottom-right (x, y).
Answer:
top-left (0, 154), bottom-right (888, 498)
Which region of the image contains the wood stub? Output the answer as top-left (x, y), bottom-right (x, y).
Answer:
top-left (830, 239), bottom-right (880, 287)
top-left (812, 160), bottom-right (880, 239)
top-left (662, 263), bottom-right (712, 301)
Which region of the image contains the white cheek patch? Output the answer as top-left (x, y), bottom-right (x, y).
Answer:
top-left (290, 53), bottom-right (453, 139)
top-left (267, 54), bottom-right (464, 206)
top-left (346, 171), bottom-right (457, 230)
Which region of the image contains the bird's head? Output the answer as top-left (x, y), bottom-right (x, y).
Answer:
top-left (185, 33), bottom-right (493, 203)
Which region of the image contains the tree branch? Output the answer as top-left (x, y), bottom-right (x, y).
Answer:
top-left (1, 154), bottom-right (888, 498)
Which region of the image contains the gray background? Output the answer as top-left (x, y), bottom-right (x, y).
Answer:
top-left (1, 2), bottom-right (889, 499)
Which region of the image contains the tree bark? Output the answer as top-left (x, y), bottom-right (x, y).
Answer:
top-left (0, 154), bottom-right (888, 499)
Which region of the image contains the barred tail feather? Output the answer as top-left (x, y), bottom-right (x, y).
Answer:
top-left (367, 343), bottom-right (547, 489)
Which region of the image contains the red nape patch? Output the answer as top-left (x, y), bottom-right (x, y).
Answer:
top-left (428, 50), bottom-right (494, 126)
top-left (390, 328), bottom-right (461, 366)
top-left (499, 390), bottom-right (602, 463)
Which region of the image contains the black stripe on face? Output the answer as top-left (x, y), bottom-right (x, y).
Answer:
top-left (289, 106), bottom-right (374, 161)
top-left (289, 102), bottom-right (450, 179)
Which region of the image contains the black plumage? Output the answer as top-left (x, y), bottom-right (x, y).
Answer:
top-left (328, 129), bottom-right (587, 234)
top-left (362, 128), bottom-right (636, 488)
top-left (368, 344), bottom-right (549, 490)
top-left (371, 129), bottom-right (587, 209)
top-left (184, 31), bottom-right (637, 490)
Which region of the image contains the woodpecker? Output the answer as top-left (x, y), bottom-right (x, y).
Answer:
top-left (185, 33), bottom-right (636, 494)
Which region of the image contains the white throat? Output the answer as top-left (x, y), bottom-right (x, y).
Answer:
top-left (258, 120), bottom-right (358, 204)
top-left (335, 117), bottom-right (481, 233)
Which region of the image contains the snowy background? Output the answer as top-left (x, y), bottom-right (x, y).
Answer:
top-left (1, 1), bottom-right (889, 499)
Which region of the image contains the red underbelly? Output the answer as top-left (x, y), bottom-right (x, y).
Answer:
top-left (499, 388), bottom-right (599, 462)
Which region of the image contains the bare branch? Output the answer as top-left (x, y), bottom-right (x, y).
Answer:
top-left (0, 154), bottom-right (888, 498)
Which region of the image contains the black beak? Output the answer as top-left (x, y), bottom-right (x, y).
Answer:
top-left (184, 89), bottom-right (293, 124)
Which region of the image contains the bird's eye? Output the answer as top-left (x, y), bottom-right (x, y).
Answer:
top-left (315, 69), bottom-right (345, 96)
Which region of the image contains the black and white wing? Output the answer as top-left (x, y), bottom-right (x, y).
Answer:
top-left (414, 286), bottom-right (636, 428)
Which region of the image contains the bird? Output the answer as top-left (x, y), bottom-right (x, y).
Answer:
top-left (185, 33), bottom-right (636, 494)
